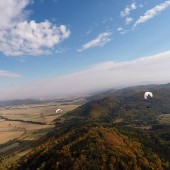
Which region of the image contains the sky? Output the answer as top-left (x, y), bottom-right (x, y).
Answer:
top-left (0, 0), bottom-right (170, 100)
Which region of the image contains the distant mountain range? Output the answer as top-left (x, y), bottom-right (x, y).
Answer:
top-left (88, 83), bottom-right (170, 100)
top-left (1, 83), bottom-right (170, 107)
top-left (0, 98), bottom-right (50, 107)
top-left (0, 97), bottom-right (85, 107)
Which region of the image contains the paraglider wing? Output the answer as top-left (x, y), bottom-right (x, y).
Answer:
top-left (56, 109), bottom-right (62, 113)
top-left (144, 91), bottom-right (153, 99)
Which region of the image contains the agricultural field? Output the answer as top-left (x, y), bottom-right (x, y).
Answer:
top-left (0, 102), bottom-right (80, 168)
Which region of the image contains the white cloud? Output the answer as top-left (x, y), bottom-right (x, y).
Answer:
top-left (125, 17), bottom-right (133, 24)
top-left (78, 32), bottom-right (111, 52)
top-left (134, 0), bottom-right (170, 27)
top-left (1, 51), bottom-right (170, 100)
top-left (120, 2), bottom-right (137, 17)
top-left (0, 21), bottom-right (70, 56)
top-left (0, 70), bottom-right (20, 78)
top-left (0, 0), bottom-right (70, 56)
top-left (117, 27), bottom-right (124, 31)
top-left (0, 0), bottom-right (30, 28)
top-left (116, 27), bottom-right (128, 35)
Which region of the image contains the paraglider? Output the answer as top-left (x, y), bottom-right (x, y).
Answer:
top-left (56, 109), bottom-right (62, 114)
top-left (144, 91), bottom-right (153, 99)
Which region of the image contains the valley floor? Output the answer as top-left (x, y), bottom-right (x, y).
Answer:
top-left (0, 102), bottom-right (80, 168)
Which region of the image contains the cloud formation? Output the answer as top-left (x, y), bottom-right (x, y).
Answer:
top-left (120, 2), bottom-right (136, 17)
top-left (78, 32), bottom-right (111, 52)
top-left (117, 27), bottom-right (123, 32)
top-left (134, 0), bottom-right (170, 27)
top-left (125, 17), bottom-right (133, 24)
top-left (0, 0), bottom-right (70, 56)
top-left (116, 27), bottom-right (128, 35)
top-left (1, 51), bottom-right (170, 100)
top-left (0, 0), bottom-right (30, 28)
top-left (120, 2), bottom-right (137, 26)
top-left (0, 70), bottom-right (20, 78)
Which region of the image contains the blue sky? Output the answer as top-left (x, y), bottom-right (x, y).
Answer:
top-left (0, 0), bottom-right (170, 100)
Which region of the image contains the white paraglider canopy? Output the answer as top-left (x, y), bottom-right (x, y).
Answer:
top-left (56, 109), bottom-right (62, 113)
top-left (144, 91), bottom-right (153, 99)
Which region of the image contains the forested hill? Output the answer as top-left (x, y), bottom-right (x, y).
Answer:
top-left (89, 83), bottom-right (170, 101)
top-left (63, 85), bottom-right (170, 125)
top-left (9, 125), bottom-right (169, 170)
